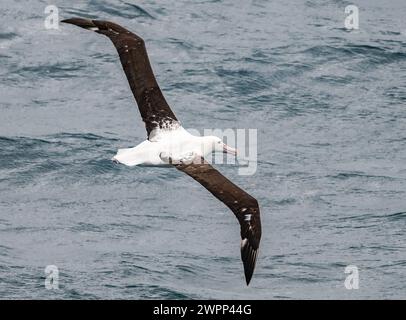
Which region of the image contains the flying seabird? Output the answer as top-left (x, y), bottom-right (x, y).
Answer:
top-left (62, 18), bottom-right (262, 285)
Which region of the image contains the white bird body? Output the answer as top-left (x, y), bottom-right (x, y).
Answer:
top-left (112, 126), bottom-right (228, 166)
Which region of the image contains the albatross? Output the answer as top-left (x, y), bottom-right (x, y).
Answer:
top-left (62, 18), bottom-right (262, 285)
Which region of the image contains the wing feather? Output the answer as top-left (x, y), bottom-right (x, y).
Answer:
top-left (62, 18), bottom-right (179, 138)
top-left (174, 157), bottom-right (261, 285)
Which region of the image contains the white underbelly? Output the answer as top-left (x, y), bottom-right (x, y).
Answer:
top-left (112, 141), bottom-right (165, 166)
top-left (112, 127), bottom-right (204, 167)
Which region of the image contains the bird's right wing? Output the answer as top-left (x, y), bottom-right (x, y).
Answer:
top-left (62, 18), bottom-right (179, 139)
top-left (173, 157), bottom-right (262, 285)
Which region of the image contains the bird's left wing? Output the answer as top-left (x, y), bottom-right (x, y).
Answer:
top-left (61, 18), bottom-right (179, 139)
top-left (172, 157), bottom-right (261, 285)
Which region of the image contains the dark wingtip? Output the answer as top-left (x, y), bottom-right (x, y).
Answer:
top-left (241, 238), bottom-right (258, 286)
top-left (245, 276), bottom-right (252, 286)
top-left (61, 18), bottom-right (97, 30)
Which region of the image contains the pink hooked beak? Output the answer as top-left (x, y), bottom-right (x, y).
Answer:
top-left (223, 144), bottom-right (238, 156)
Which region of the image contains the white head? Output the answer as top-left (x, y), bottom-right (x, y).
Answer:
top-left (200, 136), bottom-right (238, 156)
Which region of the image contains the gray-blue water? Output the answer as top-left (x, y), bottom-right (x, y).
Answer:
top-left (1, 0), bottom-right (405, 299)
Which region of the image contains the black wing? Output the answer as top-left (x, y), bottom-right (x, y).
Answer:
top-left (62, 18), bottom-right (179, 138)
top-left (174, 157), bottom-right (261, 285)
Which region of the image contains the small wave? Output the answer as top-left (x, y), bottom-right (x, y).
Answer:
top-left (214, 67), bottom-right (271, 95)
top-left (88, 0), bottom-right (155, 20)
top-left (339, 211), bottom-right (406, 223)
top-left (167, 37), bottom-right (203, 51)
top-left (0, 133), bottom-right (118, 156)
top-left (387, 211), bottom-right (406, 221)
top-left (271, 198), bottom-right (296, 206)
top-left (122, 2), bottom-right (155, 19)
top-left (328, 172), bottom-right (396, 181)
top-left (0, 133), bottom-right (122, 185)
top-left (384, 87), bottom-right (406, 101)
top-left (0, 32), bottom-right (18, 40)
top-left (49, 132), bottom-right (119, 142)
top-left (379, 30), bottom-right (402, 36)
top-left (146, 285), bottom-right (191, 299)
top-left (300, 44), bottom-right (406, 66)
top-left (70, 222), bottom-right (104, 233)
top-left (62, 8), bottom-right (99, 20)
top-left (313, 74), bottom-right (356, 84)
top-left (13, 62), bottom-right (88, 80)
top-left (104, 222), bottom-right (152, 232)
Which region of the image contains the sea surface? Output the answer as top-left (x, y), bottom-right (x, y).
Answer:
top-left (0, 0), bottom-right (405, 299)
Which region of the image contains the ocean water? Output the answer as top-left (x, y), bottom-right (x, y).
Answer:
top-left (0, 0), bottom-right (405, 299)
